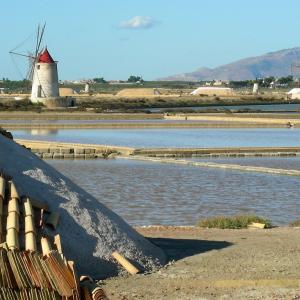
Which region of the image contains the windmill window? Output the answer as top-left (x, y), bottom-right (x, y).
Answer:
top-left (37, 65), bottom-right (40, 69)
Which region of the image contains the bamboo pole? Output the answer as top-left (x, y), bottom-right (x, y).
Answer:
top-left (111, 251), bottom-right (139, 275)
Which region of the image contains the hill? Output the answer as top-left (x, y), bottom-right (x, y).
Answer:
top-left (160, 48), bottom-right (300, 81)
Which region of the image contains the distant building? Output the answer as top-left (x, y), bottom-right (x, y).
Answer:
top-left (0, 88), bottom-right (8, 94)
top-left (252, 83), bottom-right (259, 94)
top-left (213, 80), bottom-right (223, 86)
top-left (84, 83), bottom-right (90, 93)
top-left (287, 88), bottom-right (300, 99)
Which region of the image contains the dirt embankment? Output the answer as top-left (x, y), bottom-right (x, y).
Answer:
top-left (103, 226), bottom-right (300, 300)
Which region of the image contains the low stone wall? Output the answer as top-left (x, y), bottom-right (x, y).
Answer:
top-left (133, 147), bottom-right (300, 158)
top-left (16, 139), bottom-right (135, 159)
top-left (29, 147), bottom-right (115, 159)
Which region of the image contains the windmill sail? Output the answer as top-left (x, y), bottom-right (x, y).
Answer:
top-left (9, 23), bottom-right (46, 82)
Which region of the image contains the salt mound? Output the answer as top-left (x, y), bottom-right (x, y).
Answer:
top-left (0, 135), bottom-right (166, 278)
top-left (116, 88), bottom-right (160, 97)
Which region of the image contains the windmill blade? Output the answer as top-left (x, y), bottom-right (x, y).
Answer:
top-left (9, 32), bottom-right (34, 53)
top-left (28, 23), bottom-right (46, 82)
top-left (26, 54), bottom-right (35, 81)
top-left (36, 23), bottom-right (46, 58)
top-left (9, 23), bottom-right (47, 82)
top-left (9, 53), bottom-right (25, 79)
top-left (36, 24), bottom-right (40, 53)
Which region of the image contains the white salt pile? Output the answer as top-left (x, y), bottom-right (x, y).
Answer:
top-left (0, 134), bottom-right (166, 278)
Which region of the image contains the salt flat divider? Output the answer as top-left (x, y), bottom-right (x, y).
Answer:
top-left (122, 156), bottom-right (300, 177)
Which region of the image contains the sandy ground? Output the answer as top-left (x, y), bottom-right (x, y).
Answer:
top-left (102, 226), bottom-right (300, 299)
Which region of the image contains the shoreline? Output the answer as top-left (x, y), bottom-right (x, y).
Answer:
top-left (123, 156), bottom-right (300, 177)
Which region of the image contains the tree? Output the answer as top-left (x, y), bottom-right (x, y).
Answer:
top-left (277, 76), bottom-right (293, 85)
top-left (259, 76), bottom-right (275, 88)
top-left (127, 75), bottom-right (143, 83)
top-left (93, 77), bottom-right (107, 83)
top-left (229, 80), bottom-right (252, 88)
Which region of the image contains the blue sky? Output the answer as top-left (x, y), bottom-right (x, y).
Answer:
top-left (1, 0), bottom-right (300, 80)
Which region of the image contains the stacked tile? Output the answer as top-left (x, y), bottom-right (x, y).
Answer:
top-left (42, 250), bottom-right (79, 297)
top-left (0, 288), bottom-right (60, 300)
top-left (0, 246), bottom-right (81, 299)
top-left (80, 277), bottom-right (108, 300)
top-left (0, 176), bottom-right (5, 243)
top-left (24, 197), bottom-right (37, 252)
top-left (0, 175), bottom-right (82, 299)
top-left (6, 182), bottom-right (19, 250)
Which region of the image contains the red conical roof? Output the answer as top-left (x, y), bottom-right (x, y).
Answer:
top-left (38, 48), bottom-right (55, 63)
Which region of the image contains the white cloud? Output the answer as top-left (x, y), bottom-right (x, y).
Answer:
top-left (119, 16), bottom-right (157, 29)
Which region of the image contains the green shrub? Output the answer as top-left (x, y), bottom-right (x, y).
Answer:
top-left (196, 215), bottom-right (272, 229)
top-left (289, 219), bottom-right (300, 227)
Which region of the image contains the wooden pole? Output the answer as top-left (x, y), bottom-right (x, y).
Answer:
top-left (111, 251), bottom-right (139, 275)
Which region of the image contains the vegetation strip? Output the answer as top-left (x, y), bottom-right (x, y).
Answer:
top-left (123, 156), bottom-right (300, 177)
top-left (197, 215), bottom-right (272, 229)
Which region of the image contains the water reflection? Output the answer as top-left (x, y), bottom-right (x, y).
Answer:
top-left (28, 129), bottom-right (58, 136)
top-left (48, 158), bottom-right (300, 226)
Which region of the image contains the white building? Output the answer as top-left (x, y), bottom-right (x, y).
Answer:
top-left (252, 83), bottom-right (259, 94)
top-left (31, 48), bottom-right (59, 103)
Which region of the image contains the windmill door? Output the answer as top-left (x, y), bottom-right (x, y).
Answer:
top-left (37, 85), bottom-right (42, 97)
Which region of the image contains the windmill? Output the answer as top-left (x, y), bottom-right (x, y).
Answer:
top-left (9, 23), bottom-right (46, 82)
top-left (10, 24), bottom-right (61, 103)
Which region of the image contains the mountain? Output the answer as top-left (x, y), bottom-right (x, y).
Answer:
top-left (160, 47), bottom-right (300, 81)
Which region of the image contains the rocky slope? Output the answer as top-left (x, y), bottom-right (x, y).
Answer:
top-left (161, 47), bottom-right (300, 81)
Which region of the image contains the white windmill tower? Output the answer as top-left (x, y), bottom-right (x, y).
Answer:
top-left (31, 47), bottom-right (59, 102)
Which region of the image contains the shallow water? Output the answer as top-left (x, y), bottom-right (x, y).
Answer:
top-left (12, 128), bottom-right (300, 148)
top-left (149, 103), bottom-right (300, 112)
top-left (48, 158), bottom-right (300, 226)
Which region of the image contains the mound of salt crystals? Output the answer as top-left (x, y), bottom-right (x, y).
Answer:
top-left (0, 134), bottom-right (166, 278)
